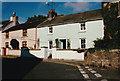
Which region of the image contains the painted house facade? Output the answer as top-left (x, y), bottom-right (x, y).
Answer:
top-left (2, 28), bottom-right (37, 49)
top-left (37, 9), bottom-right (104, 50)
top-left (1, 13), bottom-right (41, 50)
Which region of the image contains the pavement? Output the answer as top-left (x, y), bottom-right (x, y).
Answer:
top-left (1, 56), bottom-right (120, 81)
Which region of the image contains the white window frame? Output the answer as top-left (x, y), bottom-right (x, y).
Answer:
top-left (48, 26), bottom-right (54, 34)
top-left (79, 38), bottom-right (86, 49)
top-left (79, 23), bottom-right (86, 32)
top-left (59, 38), bottom-right (67, 49)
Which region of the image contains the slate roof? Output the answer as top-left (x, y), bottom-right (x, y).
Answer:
top-left (3, 20), bottom-right (43, 32)
top-left (3, 9), bottom-right (103, 32)
top-left (37, 9), bottom-right (103, 28)
top-left (0, 20), bottom-right (12, 31)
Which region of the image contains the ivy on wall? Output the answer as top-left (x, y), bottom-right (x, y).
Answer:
top-left (94, 2), bottom-right (120, 49)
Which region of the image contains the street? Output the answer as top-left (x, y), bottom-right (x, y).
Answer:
top-left (2, 57), bottom-right (120, 81)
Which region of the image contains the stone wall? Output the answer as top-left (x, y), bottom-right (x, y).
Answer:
top-left (84, 49), bottom-right (120, 69)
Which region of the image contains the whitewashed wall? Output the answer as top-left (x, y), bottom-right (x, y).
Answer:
top-left (52, 48), bottom-right (84, 61)
top-left (29, 48), bottom-right (48, 59)
top-left (0, 31), bottom-right (2, 55)
top-left (8, 49), bottom-right (21, 56)
top-left (37, 19), bottom-right (104, 49)
top-left (2, 28), bottom-right (36, 49)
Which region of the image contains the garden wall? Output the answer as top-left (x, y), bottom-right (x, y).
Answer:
top-left (84, 49), bottom-right (120, 69)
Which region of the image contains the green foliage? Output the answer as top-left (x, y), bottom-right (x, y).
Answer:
top-left (26, 15), bottom-right (47, 23)
top-left (96, 2), bottom-right (120, 50)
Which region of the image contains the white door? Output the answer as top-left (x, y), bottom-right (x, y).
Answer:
top-left (61, 42), bottom-right (63, 49)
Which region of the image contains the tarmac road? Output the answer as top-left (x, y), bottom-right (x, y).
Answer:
top-left (2, 57), bottom-right (120, 81)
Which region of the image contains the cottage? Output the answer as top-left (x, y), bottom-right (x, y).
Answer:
top-left (37, 9), bottom-right (104, 50)
top-left (1, 12), bottom-right (46, 51)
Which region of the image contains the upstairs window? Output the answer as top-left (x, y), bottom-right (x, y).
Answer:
top-left (81, 23), bottom-right (86, 30)
top-left (23, 29), bottom-right (27, 36)
top-left (6, 32), bottom-right (9, 39)
top-left (81, 38), bottom-right (86, 49)
top-left (49, 26), bottom-right (53, 34)
top-left (22, 41), bottom-right (27, 47)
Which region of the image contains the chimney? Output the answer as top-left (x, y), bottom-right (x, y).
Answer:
top-left (10, 12), bottom-right (18, 25)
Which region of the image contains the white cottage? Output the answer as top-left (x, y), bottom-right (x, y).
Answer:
top-left (37, 9), bottom-right (104, 50)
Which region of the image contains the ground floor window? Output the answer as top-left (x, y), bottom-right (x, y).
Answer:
top-left (49, 41), bottom-right (53, 49)
top-left (81, 38), bottom-right (86, 49)
top-left (5, 42), bottom-right (9, 48)
top-left (22, 41), bottom-right (27, 47)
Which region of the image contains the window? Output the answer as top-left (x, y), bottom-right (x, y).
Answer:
top-left (49, 26), bottom-right (53, 34)
top-left (23, 29), bottom-right (27, 36)
top-left (6, 32), bottom-right (9, 39)
top-left (5, 42), bottom-right (9, 48)
top-left (81, 23), bottom-right (86, 30)
top-left (49, 41), bottom-right (53, 49)
top-left (22, 41), bottom-right (27, 47)
top-left (81, 39), bottom-right (86, 49)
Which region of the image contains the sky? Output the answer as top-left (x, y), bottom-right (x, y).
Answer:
top-left (1, 2), bottom-right (102, 23)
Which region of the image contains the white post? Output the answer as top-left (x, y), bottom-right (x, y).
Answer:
top-left (52, 47), bottom-right (57, 59)
top-left (6, 48), bottom-right (9, 56)
top-left (41, 47), bottom-right (48, 59)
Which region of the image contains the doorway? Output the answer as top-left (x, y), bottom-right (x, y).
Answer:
top-left (60, 39), bottom-right (66, 49)
top-left (10, 39), bottom-right (19, 49)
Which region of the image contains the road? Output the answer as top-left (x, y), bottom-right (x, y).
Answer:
top-left (2, 57), bottom-right (120, 81)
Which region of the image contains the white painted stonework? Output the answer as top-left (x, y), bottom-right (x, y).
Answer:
top-left (37, 19), bottom-right (104, 49)
top-left (52, 48), bottom-right (84, 61)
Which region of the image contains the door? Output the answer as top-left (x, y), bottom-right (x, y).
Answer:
top-left (60, 39), bottom-right (66, 49)
top-left (4, 48), bottom-right (6, 56)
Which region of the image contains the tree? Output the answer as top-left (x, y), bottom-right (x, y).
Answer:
top-left (26, 15), bottom-right (47, 23)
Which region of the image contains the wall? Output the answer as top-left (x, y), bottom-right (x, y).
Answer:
top-left (1, 47), bottom-right (49, 59)
top-left (84, 50), bottom-right (120, 69)
top-left (52, 48), bottom-right (84, 61)
top-left (8, 49), bottom-right (21, 56)
top-left (0, 31), bottom-right (2, 55)
top-left (37, 19), bottom-right (104, 49)
top-left (29, 48), bottom-right (48, 59)
top-left (2, 28), bottom-right (36, 49)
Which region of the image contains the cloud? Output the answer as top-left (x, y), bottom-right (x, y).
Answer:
top-left (64, 2), bottom-right (90, 12)
top-left (19, 17), bottom-right (27, 24)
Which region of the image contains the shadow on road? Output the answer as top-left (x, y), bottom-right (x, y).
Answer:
top-left (2, 48), bottom-right (43, 80)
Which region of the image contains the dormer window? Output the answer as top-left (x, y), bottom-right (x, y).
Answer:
top-left (23, 29), bottom-right (27, 36)
top-left (6, 32), bottom-right (9, 39)
top-left (48, 26), bottom-right (53, 34)
top-left (81, 23), bottom-right (86, 30)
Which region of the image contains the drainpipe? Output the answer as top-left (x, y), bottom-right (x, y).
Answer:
top-left (35, 26), bottom-right (37, 49)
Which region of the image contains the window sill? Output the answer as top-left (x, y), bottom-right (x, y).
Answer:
top-left (48, 33), bottom-right (53, 35)
top-left (78, 30), bottom-right (86, 33)
top-left (22, 36), bottom-right (28, 37)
